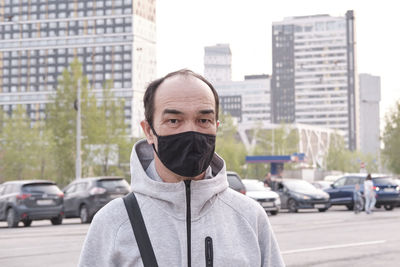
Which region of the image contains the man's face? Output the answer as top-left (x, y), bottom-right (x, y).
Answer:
top-left (144, 75), bottom-right (218, 145)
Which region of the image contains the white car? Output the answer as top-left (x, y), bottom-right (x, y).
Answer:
top-left (242, 179), bottom-right (281, 215)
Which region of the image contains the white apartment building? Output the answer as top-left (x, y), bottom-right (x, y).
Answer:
top-left (0, 0), bottom-right (156, 137)
top-left (204, 43), bottom-right (232, 83)
top-left (272, 11), bottom-right (359, 150)
top-left (359, 73), bottom-right (380, 156)
top-left (214, 75), bottom-right (271, 124)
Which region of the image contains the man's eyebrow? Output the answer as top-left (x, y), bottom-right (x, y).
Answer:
top-left (198, 109), bottom-right (215, 115)
top-left (162, 109), bottom-right (184, 115)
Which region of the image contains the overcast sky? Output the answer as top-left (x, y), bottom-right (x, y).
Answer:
top-left (156, 0), bottom-right (400, 131)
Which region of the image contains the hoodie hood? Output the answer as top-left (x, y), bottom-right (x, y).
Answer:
top-left (130, 139), bottom-right (229, 221)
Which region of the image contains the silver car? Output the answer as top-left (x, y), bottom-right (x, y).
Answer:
top-left (242, 179), bottom-right (281, 215)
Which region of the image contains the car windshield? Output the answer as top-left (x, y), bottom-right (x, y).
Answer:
top-left (97, 179), bottom-right (129, 189)
top-left (244, 181), bottom-right (265, 191)
top-left (22, 184), bottom-right (61, 194)
top-left (284, 180), bottom-right (316, 192)
top-left (373, 177), bottom-right (396, 185)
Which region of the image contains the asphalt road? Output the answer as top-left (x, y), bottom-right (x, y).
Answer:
top-left (0, 206), bottom-right (399, 267)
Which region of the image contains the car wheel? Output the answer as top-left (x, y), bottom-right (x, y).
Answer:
top-left (318, 208), bottom-right (328, 212)
top-left (346, 205), bottom-right (353, 210)
top-left (384, 204), bottom-right (394, 211)
top-left (270, 211), bottom-right (278, 216)
top-left (80, 205), bottom-right (92, 224)
top-left (7, 208), bottom-right (19, 228)
top-left (22, 219), bottom-right (32, 227)
top-left (50, 215), bottom-right (63, 225)
top-left (288, 199), bottom-right (298, 213)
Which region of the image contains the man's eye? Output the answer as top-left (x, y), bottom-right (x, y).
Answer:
top-left (199, 119), bottom-right (210, 124)
top-left (169, 119), bottom-right (178, 124)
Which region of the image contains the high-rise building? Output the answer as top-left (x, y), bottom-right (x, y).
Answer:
top-left (204, 43), bottom-right (232, 83)
top-left (214, 74), bottom-right (271, 124)
top-left (271, 11), bottom-right (359, 150)
top-left (359, 73), bottom-right (380, 156)
top-left (0, 0), bottom-right (156, 137)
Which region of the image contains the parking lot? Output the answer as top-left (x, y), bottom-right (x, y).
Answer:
top-left (0, 206), bottom-right (399, 267)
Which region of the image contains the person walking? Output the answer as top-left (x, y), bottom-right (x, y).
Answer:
top-left (364, 174), bottom-right (376, 214)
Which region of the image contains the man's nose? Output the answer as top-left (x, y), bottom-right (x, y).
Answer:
top-left (182, 121), bottom-right (198, 132)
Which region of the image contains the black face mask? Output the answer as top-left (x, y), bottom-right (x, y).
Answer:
top-left (150, 125), bottom-right (216, 177)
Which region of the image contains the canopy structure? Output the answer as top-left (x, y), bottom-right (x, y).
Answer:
top-left (245, 153), bottom-right (306, 175)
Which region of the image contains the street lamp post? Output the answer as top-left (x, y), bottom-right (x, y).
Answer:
top-left (75, 80), bottom-right (82, 180)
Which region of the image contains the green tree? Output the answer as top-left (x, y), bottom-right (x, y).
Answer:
top-left (326, 133), bottom-right (379, 173)
top-left (215, 112), bottom-right (247, 177)
top-left (83, 80), bottom-right (132, 177)
top-left (46, 59), bottom-right (90, 186)
top-left (0, 106), bottom-right (38, 180)
top-left (382, 101), bottom-right (400, 174)
top-left (47, 59), bottom-right (133, 185)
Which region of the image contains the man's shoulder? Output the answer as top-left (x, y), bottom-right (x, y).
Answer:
top-left (92, 197), bottom-right (129, 227)
top-left (219, 188), bottom-right (267, 219)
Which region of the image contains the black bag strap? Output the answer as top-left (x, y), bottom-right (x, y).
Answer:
top-left (123, 192), bottom-right (158, 267)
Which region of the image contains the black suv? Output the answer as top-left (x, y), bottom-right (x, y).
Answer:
top-left (325, 174), bottom-right (400, 210)
top-left (0, 180), bottom-right (64, 228)
top-left (63, 176), bottom-right (130, 223)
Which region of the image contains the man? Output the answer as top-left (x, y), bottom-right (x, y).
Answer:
top-left (79, 70), bottom-right (285, 266)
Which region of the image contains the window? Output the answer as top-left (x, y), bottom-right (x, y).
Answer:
top-left (333, 178), bottom-right (346, 187)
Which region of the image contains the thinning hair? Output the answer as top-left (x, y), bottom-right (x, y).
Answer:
top-left (143, 69), bottom-right (219, 126)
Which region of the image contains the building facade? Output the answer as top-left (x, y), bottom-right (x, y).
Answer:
top-left (204, 43), bottom-right (232, 83)
top-left (271, 11), bottom-right (359, 150)
top-left (0, 0), bottom-right (156, 137)
top-left (214, 74), bottom-right (271, 124)
top-left (359, 73), bottom-right (380, 156)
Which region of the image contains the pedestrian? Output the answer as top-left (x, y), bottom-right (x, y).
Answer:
top-left (353, 183), bottom-right (363, 214)
top-left (78, 69), bottom-right (285, 267)
top-left (364, 174), bottom-right (376, 214)
top-left (264, 172), bottom-right (272, 188)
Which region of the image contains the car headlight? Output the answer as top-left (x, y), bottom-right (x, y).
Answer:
top-left (396, 186), bottom-right (399, 191)
top-left (274, 198), bottom-right (281, 205)
top-left (293, 192), bottom-right (310, 200)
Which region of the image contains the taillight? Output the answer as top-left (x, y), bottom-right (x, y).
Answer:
top-left (16, 194), bottom-right (31, 200)
top-left (373, 186), bottom-right (380, 191)
top-left (240, 189), bottom-right (246, 195)
top-left (89, 187), bottom-right (107, 195)
top-left (58, 192), bottom-right (64, 198)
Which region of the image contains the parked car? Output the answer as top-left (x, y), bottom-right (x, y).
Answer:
top-left (273, 179), bottom-right (331, 212)
top-left (227, 171), bottom-right (246, 194)
top-left (242, 179), bottom-right (280, 215)
top-left (0, 180), bottom-right (64, 228)
top-left (324, 174), bottom-right (400, 210)
top-left (63, 176), bottom-right (130, 223)
top-left (312, 181), bottom-right (333, 190)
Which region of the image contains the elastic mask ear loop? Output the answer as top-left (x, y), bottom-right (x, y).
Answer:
top-left (149, 123), bottom-right (162, 159)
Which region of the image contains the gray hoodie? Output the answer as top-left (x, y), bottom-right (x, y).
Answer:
top-left (79, 140), bottom-right (285, 267)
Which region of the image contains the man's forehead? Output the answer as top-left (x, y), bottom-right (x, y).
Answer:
top-left (155, 75), bottom-right (215, 101)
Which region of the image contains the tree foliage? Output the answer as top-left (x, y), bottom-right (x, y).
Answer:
top-left (215, 112), bottom-right (247, 177)
top-left (326, 133), bottom-right (379, 173)
top-left (382, 101), bottom-right (400, 174)
top-left (46, 59), bottom-right (90, 186)
top-left (82, 80), bottom-right (133, 178)
top-left (0, 106), bottom-right (56, 181)
top-left (46, 59), bottom-right (132, 186)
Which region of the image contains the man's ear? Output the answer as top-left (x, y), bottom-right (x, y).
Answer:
top-left (140, 120), bottom-right (155, 145)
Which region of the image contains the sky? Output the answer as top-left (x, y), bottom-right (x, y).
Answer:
top-left (156, 0), bottom-right (400, 132)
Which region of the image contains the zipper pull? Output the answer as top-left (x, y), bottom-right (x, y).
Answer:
top-left (205, 236), bottom-right (213, 267)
